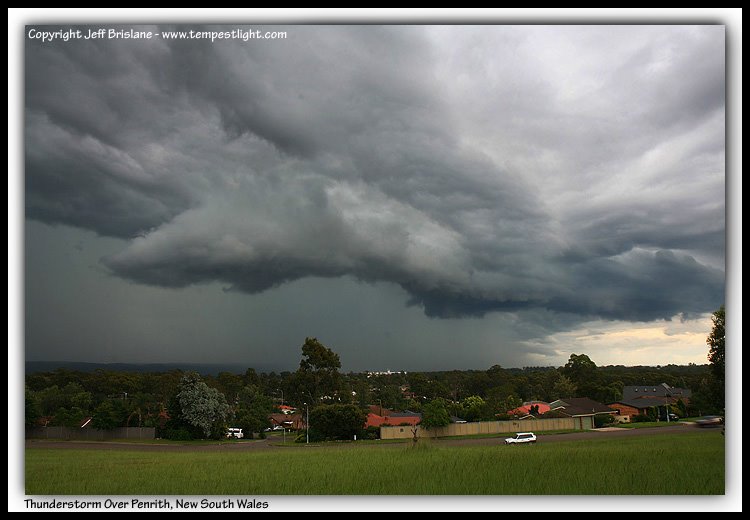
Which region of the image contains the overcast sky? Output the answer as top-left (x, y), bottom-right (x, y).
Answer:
top-left (23, 24), bottom-right (726, 371)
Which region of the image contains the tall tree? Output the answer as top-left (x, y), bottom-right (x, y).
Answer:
top-left (295, 337), bottom-right (342, 405)
top-left (176, 372), bottom-right (230, 438)
top-left (562, 354), bottom-right (597, 385)
top-left (706, 305), bottom-right (725, 409)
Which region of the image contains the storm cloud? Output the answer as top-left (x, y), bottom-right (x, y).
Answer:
top-left (25, 25), bottom-right (725, 327)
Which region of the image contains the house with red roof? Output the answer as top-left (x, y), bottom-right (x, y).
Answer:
top-left (507, 401), bottom-right (551, 418)
top-left (365, 406), bottom-right (422, 428)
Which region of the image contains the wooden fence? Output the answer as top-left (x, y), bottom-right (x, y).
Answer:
top-left (380, 416), bottom-right (593, 440)
top-left (27, 426), bottom-right (155, 440)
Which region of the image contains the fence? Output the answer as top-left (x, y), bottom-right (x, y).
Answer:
top-left (27, 427), bottom-right (155, 441)
top-left (380, 416), bottom-right (593, 440)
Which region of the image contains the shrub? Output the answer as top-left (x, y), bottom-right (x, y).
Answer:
top-left (631, 414), bottom-right (651, 423)
top-left (161, 428), bottom-right (194, 441)
top-left (309, 404), bottom-right (367, 441)
top-left (594, 414), bottom-right (615, 428)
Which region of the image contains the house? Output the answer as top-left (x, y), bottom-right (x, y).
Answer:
top-left (365, 409), bottom-right (422, 428)
top-left (609, 383), bottom-right (692, 420)
top-left (508, 401), bottom-right (551, 418)
top-left (547, 398), bottom-right (618, 418)
top-left (623, 383), bottom-right (691, 403)
top-left (269, 413), bottom-right (305, 430)
top-left (608, 398), bottom-right (671, 419)
top-left (278, 405), bottom-right (297, 415)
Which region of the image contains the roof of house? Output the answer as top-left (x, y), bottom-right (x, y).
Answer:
top-left (610, 397), bottom-right (676, 409)
top-left (366, 413), bottom-right (421, 428)
top-left (509, 403), bottom-right (551, 416)
top-left (548, 397), bottom-right (616, 416)
top-left (388, 410), bottom-right (423, 419)
top-left (269, 413), bottom-right (305, 428)
top-left (623, 383), bottom-right (691, 400)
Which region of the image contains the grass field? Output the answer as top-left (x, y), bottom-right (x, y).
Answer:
top-left (25, 432), bottom-right (724, 495)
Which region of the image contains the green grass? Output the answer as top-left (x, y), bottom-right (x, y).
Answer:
top-left (25, 432), bottom-right (724, 495)
top-left (615, 421), bottom-right (685, 429)
top-left (435, 429), bottom-right (581, 440)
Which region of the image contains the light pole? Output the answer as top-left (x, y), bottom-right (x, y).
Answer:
top-left (277, 389), bottom-right (284, 408)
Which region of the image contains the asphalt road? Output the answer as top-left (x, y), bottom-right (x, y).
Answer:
top-left (25, 423), bottom-right (721, 452)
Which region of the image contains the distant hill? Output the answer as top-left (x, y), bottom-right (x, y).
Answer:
top-left (24, 361), bottom-right (285, 376)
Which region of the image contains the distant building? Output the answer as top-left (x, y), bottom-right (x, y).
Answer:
top-left (622, 383), bottom-right (691, 402)
top-left (609, 383), bottom-right (691, 419)
top-left (547, 398), bottom-right (617, 418)
top-left (366, 370), bottom-right (407, 378)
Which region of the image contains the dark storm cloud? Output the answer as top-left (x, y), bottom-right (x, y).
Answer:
top-left (25, 25), bottom-right (725, 323)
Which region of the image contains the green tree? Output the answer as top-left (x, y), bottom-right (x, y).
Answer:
top-left (461, 395), bottom-right (486, 422)
top-left (51, 406), bottom-right (86, 427)
top-left (707, 305), bottom-right (725, 408)
top-left (562, 354), bottom-right (597, 386)
top-left (176, 372), bottom-right (230, 438)
top-left (500, 394), bottom-right (523, 415)
top-left (552, 375), bottom-right (578, 400)
top-left (373, 383), bottom-right (405, 411)
top-left (308, 404), bottom-right (367, 440)
top-left (91, 400), bottom-right (125, 430)
top-left (295, 337), bottom-right (342, 405)
top-left (234, 384), bottom-right (274, 437)
top-left (25, 386), bottom-right (40, 430)
top-left (125, 392), bottom-right (155, 427)
top-left (420, 399), bottom-right (451, 429)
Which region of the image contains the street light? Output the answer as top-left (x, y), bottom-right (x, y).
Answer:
top-left (277, 389), bottom-right (284, 408)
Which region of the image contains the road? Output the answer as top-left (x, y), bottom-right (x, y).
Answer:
top-left (25, 423), bottom-right (720, 452)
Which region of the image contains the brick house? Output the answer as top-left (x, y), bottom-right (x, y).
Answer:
top-left (609, 383), bottom-right (691, 419)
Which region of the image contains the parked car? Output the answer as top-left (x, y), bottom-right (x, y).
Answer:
top-left (226, 428), bottom-right (244, 439)
top-left (695, 416), bottom-right (723, 428)
top-left (263, 425), bottom-right (285, 432)
top-left (504, 432), bottom-right (537, 444)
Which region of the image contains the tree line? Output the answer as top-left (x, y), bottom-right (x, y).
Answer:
top-left (25, 308), bottom-right (725, 439)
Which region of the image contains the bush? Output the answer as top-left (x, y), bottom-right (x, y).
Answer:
top-left (309, 404), bottom-right (367, 441)
top-left (362, 426), bottom-right (380, 440)
top-left (631, 414), bottom-right (651, 423)
top-left (594, 414), bottom-right (616, 428)
top-left (294, 429), bottom-right (325, 443)
top-left (161, 428), bottom-right (194, 441)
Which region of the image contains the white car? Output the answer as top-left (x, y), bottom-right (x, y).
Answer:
top-left (504, 432), bottom-right (536, 444)
top-left (226, 428), bottom-right (244, 439)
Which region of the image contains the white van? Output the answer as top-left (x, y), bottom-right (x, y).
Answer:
top-left (226, 428), bottom-right (244, 439)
